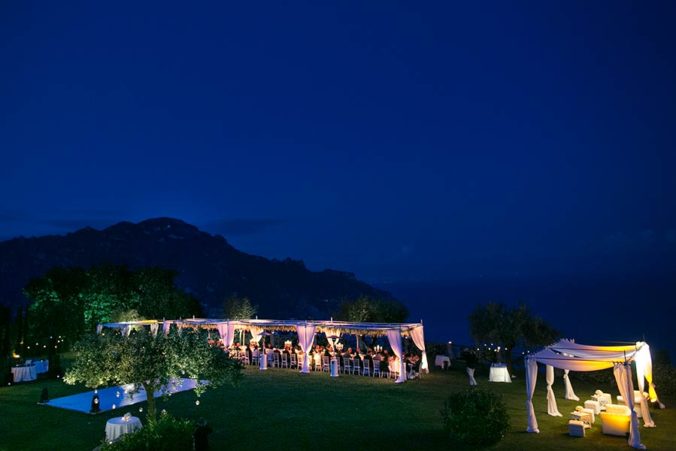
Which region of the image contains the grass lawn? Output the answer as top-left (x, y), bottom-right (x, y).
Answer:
top-left (0, 365), bottom-right (674, 450)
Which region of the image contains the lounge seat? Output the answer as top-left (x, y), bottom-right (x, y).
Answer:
top-left (574, 405), bottom-right (595, 424)
top-left (592, 390), bottom-right (612, 410)
top-left (568, 420), bottom-right (586, 437)
top-left (600, 404), bottom-right (631, 436)
top-left (617, 391), bottom-right (648, 419)
top-left (584, 399), bottom-right (601, 415)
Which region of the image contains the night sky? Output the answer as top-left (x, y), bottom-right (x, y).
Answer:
top-left (2, 1), bottom-right (675, 287)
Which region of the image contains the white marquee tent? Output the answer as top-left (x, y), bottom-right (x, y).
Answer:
top-left (525, 339), bottom-right (664, 449)
top-left (97, 318), bottom-right (429, 383)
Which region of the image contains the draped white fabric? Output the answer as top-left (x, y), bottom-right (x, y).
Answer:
top-left (122, 325), bottom-right (131, 337)
top-left (409, 326), bottom-right (429, 374)
top-left (249, 326), bottom-right (264, 344)
top-left (562, 370), bottom-right (579, 401)
top-left (163, 321), bottom-right (172, 336)
top-left (216, 322), bottom-right (235, 348)
top-left (296, 324), bottom-right (316, 374)
top-left (96, 324), bottom-right (103, 334)
top-left (323, 328), bottom-right (339, 348)
top-left (386, 330), bottom-right (407, 384)
top-left (525, 358), bottom-right (539, 433)
top-left (545, 365), bottom-right (562, 416)
top-left (626, 347), bottom-right (656, 427)
top-left (527, 348), bottom-right (615, 371)
top-left (614, 363), bottom-right (644, 449)
top-left (551, 339), bottom-right (638, 353)
top-left (634, 344), bottom-right (664, 408)
top-left (150, 323), bottom-right (159, 337)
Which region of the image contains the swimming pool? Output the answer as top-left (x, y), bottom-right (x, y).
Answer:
top-left (46, 378), bottom-right (203, 414)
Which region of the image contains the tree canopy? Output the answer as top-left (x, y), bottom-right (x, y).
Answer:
top-left (64, 328), bottom-right (242, 420)
top-left (24, 265), bottom-right (203, 347)
top-left (337, 295), bottom-right (408, 323)
top-left (469, 302), bottom-right (559, 365)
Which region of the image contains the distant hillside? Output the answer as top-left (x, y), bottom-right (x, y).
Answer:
top-left (0, 218), bottom-right (396, 319)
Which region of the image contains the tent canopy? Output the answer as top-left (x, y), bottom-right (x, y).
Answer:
top-left (525, 339), bottom-right (662, 450)
top-left (97, 317), bottom-right (429, 380)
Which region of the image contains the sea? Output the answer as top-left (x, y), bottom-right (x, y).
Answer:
top-left (379, 275), bottom-right (676, 361)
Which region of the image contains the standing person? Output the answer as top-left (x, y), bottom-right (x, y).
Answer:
top-left (194, 418), bottom-right (213, 451)
top-left (462, 348), bottom-right (478, 386)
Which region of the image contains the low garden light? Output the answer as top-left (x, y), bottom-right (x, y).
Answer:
top-left (90, 393), bottom-right (100, 413)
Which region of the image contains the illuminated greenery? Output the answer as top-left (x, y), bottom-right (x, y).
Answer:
top-left (23, 265), bottom-right (203, 349)
top-left (64, 328), bottom-right (242, 421)
top-left (100, 411), bottom-right (195, 450)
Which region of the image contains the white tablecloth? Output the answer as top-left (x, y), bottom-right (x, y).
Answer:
top-left (488, 364), bottom-right (511, 383)
top-left (434, 355), bottom-right (451, 369)
top-left (105, 416), bottom-right (143, 442)
top-left (11, 365), bottom-right (37, 382)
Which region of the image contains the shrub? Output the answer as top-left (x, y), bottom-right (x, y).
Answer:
top-left (440, 388), bottom-right (509, 449)
top-left (572, 367), bottom-right (615, 389)
top-left (101, 413), bottom-right (195, 451)
top-left (652, 363), bottom-right (676, 399)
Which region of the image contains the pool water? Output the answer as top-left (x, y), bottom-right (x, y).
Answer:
top-left (45, 378), bottom-right (202, 414)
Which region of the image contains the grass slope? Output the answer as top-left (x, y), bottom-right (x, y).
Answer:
top-left (0, 366), bottom-right (673, 450)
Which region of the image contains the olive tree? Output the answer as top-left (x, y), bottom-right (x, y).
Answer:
top-left (64, 328), bottom-right (242, 421)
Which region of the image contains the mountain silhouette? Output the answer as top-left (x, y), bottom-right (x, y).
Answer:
top-left (0, 218), bottom-right (396, 319)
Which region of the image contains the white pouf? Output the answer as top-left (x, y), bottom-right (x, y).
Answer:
top-left (584, 400), bottom-right (601, 415)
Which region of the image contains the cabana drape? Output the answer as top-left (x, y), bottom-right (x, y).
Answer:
top-left (546, 365), bottom-right (561, 416)
top-left (249, 326), bottom-right (264, 344)
top-left (322, 327), bottom-right (340, 348)
top-left (386, 330), bottom-right (407, 384)
top-left (562, 369), bottom-right (579, 401)
top-left (296, 324), bottom-right (316, 374)
top-left (216, 322), bottom-right (235, 348)
top-left (409, 325), bottom-right (429, 374)
top-left (614, 363), bottom-right (644, 449)
top-left (525, 358), bottom-right (539, 433)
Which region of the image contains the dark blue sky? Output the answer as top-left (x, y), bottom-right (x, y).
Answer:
top-left (2, 1), bottom-right (675, 283)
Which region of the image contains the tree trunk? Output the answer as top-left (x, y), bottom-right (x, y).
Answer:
top-left (143, 382), bottom-right (157, 422)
